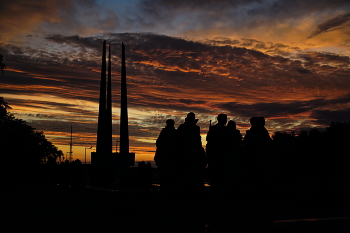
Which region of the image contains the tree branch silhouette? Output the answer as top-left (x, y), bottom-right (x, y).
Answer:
top-left (0, 54), bottom-right (6, 75)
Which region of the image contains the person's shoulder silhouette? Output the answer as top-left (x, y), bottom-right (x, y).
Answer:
top-left (177, 112), bottom-right (201, 143)
top-left (206, 113), bottom-right (228, 142)
top-left (258, 117), bottom-right (272, 143)
top-left (227, 120), bottom-right (242, 143)
top-left (176, 112), bottom-right (205, 189)
top-left (155, 119), bottom-right (177, 167)
top-left (244, 116), bottom-right (272, 149)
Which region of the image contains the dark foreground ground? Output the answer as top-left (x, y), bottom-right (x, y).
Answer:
top-left (5, 185), bottom-right (350, 232)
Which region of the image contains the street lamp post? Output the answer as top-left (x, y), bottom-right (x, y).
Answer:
top-left (85, 147), bottom-right (93, 165)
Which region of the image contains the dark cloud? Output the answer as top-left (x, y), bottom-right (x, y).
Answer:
top-left (0, 0), bottom-right (71, 41)
top-left (216, 98), bottom-right (326, 119)
top-left (139, 0), bottom-right (261, 9)
top-left (136, 0), bottom-right (350, 22)
top-left (0, 0), bottom-right (122, 42)
top-left (136, 0), bottom-right (262, 25)
top-left (243, 0), bottom-right (350, 32)
top-left (178, 99), bottom-right (207, 105)
top-left (308, 12), bottom-right (350, 39)
top-left (204, 38), bottom-right (240, 46)
top-left (310, 108), bottom-right (350, 125)
top-left (295, 68), bottom-right (312, 74)
top-left (2, 0), bottom-right (350, 49)
top-left (217, 93), bottom-right (350, 128)
top-left (4, 33), bottom-right (350, 110)
top-left (201, 37), bottom-right (302, 56)
top-left (125, 0), bottom-right (350, 42)
top-left (45, 34), bottom-right (105, 49)
top-left (297, 51), bottom-right (350, 68)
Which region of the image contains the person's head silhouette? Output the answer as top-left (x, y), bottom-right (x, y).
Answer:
top-left (185, 112), bottom-right (198, 124)
top-left (217, 114), bottom-right (227, 126)
top-left (250, 117), bottom-right (259, 127)
top-left (227, 120), bottom-right (236, 129)
top-left (258, 117), bottom-right (265, 127)
top-left (166, 119), bottom-right (175, 127)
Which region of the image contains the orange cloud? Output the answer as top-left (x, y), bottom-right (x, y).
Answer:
top-left (0, 0), bottom-right (66, 42)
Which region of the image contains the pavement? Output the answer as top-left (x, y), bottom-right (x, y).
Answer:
top-left (5, 186), bottom-right (350, 232)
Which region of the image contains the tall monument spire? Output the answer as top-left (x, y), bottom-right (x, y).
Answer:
top-left (91, 41), bottom-right (135, 185)
top-left (106, 44), bottom-right (112, 154)
top-left (120, 42), bottom-right (129, 154)
top-left (96, 40), bottom-right (107, 154)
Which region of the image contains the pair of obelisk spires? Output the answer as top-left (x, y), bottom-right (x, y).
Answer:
top-left (96, 41), bottom-right (129, 156)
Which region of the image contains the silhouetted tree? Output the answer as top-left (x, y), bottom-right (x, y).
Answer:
top-left (324, 122), bottom-right (350, 185)
top-left (270, 122), bottom-right (350, 187)
top-left (272, 131), bottom-right (298, 184)
top-left (0, 54), bottom-right (6, 75)
top-left (0, 97), bottom-right (11, 120)
top-left (0, 98), bottom-right (63, 186)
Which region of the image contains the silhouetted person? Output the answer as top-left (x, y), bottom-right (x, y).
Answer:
top-left (177, 112), bottom-right (206, 189)
top-left (206, 114), bottom-right (229, 188)
top-left (154, 119), bottom-right (179, 188)
top-left (243, 117), bottom-right (272, 185)
top-left (227, 120), bottom-right (243, 148)
top-left (226, 120), bottom-right (244, 186)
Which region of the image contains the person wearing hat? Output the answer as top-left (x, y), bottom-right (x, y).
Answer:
top-left (243, 117), bottom-right (272, 185)
top-left (176, 112), bottom-right (206, 189)
top-left (206, 113), bottom-right (229, 188)
top-left (154, 119), bottom-right (179, 188)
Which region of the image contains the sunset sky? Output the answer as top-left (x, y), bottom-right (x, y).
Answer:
top-left (1, 0), bottom-right (350, 163)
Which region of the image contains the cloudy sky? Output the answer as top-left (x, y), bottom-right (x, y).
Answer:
top-left (1, 0), bottom-right (350, 163)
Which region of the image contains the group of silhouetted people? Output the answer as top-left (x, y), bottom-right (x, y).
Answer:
top-left (154, 112), bottom-right (272, 189)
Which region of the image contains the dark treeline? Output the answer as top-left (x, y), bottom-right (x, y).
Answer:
top-left (1, 97), bottom-right (64, 186)
top-left (1, 98), bottom-right (157, 189)
top-left (272, 121), bottom-right (350, 187)
top-left (155, 112), bottom-right (350, 189)
top-left (0, 53), bottom-right (6, 75)
top-left (0, 98), bottom-right (93, 189)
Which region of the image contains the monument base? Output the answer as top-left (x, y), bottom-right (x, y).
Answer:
top-left (90, 152), bottom-right (135, 187)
